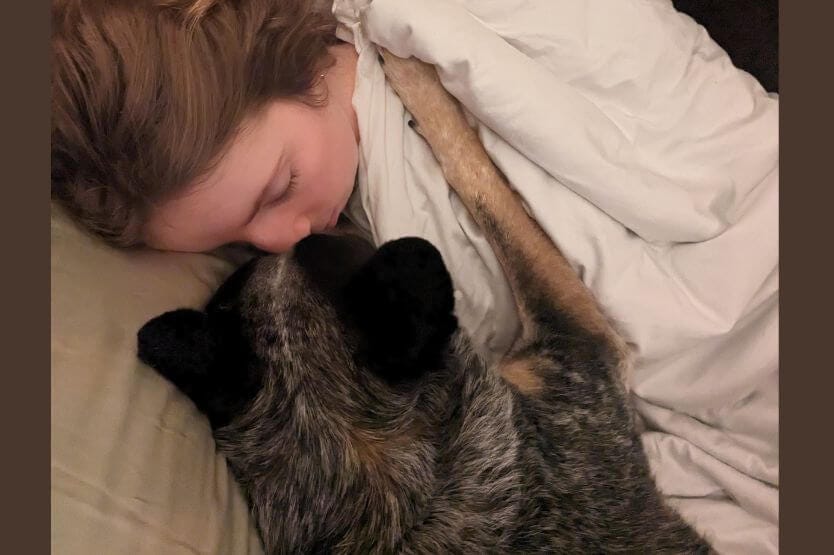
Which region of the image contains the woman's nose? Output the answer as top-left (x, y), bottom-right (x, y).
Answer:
top-left (248, 215), bottom-right (312, 253)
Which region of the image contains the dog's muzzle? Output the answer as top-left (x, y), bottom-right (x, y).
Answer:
top-left (293, 233), bottom-right (377, 299)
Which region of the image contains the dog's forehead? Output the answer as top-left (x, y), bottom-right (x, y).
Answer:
top-left (207, 255), bottom-right (291, 311)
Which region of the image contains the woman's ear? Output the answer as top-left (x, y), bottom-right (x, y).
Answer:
top-left (343, 237), bottom-right (458, 384)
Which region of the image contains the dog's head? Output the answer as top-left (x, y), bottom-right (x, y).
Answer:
top-left (137, 234), bottom-right (460, 550)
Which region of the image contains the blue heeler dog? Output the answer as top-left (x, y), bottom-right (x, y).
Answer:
top-left (137, 50), bottom-right (713, 554)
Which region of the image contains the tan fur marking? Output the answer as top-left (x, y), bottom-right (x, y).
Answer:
top-left (348, 420), bottom-right (424, 478)
top-left (500, 357), bottom-right (545, 396)
top-left (348, 430), bottom-right (384, 470)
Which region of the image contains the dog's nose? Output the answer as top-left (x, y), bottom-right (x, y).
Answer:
top-left (293, 233), bottom-right (376, 297)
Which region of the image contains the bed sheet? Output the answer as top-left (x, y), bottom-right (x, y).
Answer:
top-left (333, 0), bottom-right (779, 552)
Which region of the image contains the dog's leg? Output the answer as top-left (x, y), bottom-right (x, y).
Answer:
top-left (378, 51), bottom-right (715, 553)
top-left (378, 50), bottom-right (631, 389)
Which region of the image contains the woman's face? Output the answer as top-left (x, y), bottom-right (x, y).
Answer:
top-left (145, 95), bottom-right (360, 254)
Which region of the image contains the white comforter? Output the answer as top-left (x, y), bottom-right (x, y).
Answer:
top-left (333, 0), bottom-right (779, 552)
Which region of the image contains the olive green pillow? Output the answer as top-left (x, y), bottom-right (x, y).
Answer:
top-left (51, 204), bottom-right (263, 554)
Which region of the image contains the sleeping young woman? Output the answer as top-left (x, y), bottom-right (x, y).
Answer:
top-left (53, 0), bottom-right (361, 254)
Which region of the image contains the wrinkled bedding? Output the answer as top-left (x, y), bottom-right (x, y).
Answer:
top-left (333, 0), bottom-right (779, 552)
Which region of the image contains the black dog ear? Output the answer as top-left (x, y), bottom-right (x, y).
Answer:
top-left (137, 308), bottom-right (217, 390)
top-left (343, 237), bottom-right (458, 384)
top-left (138, 306), bottom-right (263, 429)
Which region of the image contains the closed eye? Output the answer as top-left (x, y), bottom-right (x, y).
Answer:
top-left (280, 170), bottom-right (299, 202)
top-left (244, 159), bottom-right (295, 226)
top-left (262, 170), bottom-right (299, 211)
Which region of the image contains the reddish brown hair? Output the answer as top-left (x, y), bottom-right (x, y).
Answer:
top-left (51, 0), bottom-right (339, 246)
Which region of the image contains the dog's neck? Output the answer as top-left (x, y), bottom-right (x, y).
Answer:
top-left (374, 333), bottom-right (523, 552)
top-left (333, 335), bottom-right (473, 551)
top-left (219, 333), bottom-right (475, 553)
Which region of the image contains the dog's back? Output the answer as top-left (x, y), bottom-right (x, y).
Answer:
top-left (389, 331), bottom-right (709, 553)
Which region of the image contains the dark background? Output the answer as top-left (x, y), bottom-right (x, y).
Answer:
top-left (7, 1), bottom-right (830, 553)
top-left (674, 0), bottom-right (779, 92)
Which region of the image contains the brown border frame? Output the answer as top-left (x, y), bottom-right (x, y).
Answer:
top-left (1, 0), bottom-right (51, 552)
top-left (29, 0), bottom-right (832, 551)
